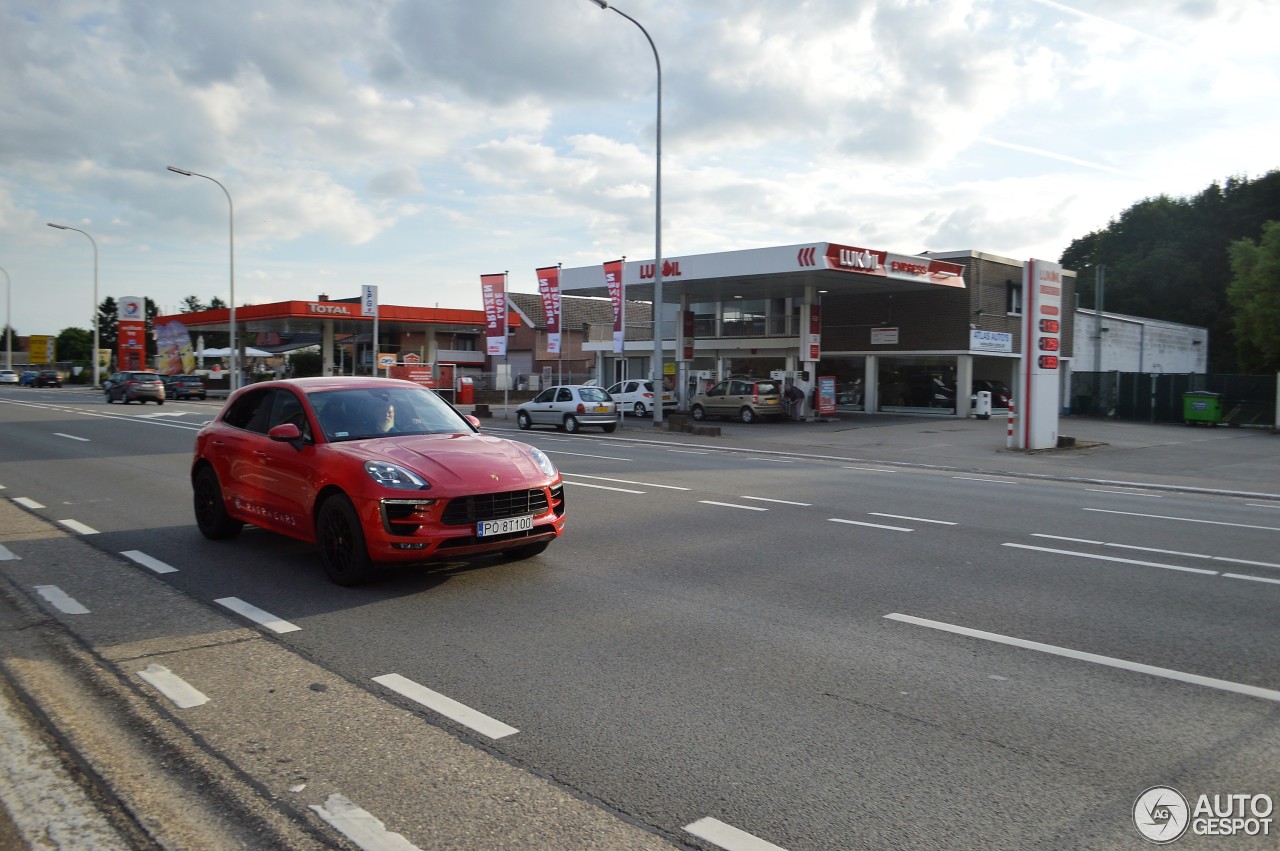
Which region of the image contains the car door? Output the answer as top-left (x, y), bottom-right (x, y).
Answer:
top-left (252, 389), bottom-right (317, 537)
top-left (703, 381), bottom-right (729, 417)
top-left (527, 387), bottom-right (559, 426)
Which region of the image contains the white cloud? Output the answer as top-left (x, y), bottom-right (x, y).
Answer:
top-left (0, 0), bottom-right (1276, 332)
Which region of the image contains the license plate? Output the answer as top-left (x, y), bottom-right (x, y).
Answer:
top-left (477, 515), bottom-right (533, 537)
top-left (594, 406), bottom-right (611, 413)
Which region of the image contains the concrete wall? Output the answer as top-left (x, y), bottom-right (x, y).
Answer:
top-left (1072, 309), bottom-right (1208, 373)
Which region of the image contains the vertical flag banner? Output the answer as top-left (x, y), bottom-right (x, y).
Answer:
top-left (362, 284), bottom-right (378, 316)
top-left (481, 273), bottom-right (507, 357)
top-left (604, 259), bottom-right (624, 354)
top-left (537, 265), bottom-right (562, 355)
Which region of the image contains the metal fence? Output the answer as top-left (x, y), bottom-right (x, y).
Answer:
top-left (1070, 371), bottom-right (1277, 427)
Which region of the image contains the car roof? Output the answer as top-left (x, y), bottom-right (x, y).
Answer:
top-left (231, 376), bottom-right (428, 394)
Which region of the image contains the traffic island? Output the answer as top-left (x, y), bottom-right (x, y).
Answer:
top-left (660, 414), bottom-right (720, 437)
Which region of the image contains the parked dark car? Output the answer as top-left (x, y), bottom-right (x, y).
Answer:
top-left (34, 369), bottom-right (63, 388)
top-left (105, 371), bottom-right (166, 404)
top-left (163, 374), bottom-right (207, 400)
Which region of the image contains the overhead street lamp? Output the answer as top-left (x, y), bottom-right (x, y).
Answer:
top-left (1, 266), bottom-right (11, 371)
top-left (587, 0), bottom-right (665, 425)
top-left (167, 166), bottom-right (238, 390)
top-left (46, 224), bottom-right (100, 387)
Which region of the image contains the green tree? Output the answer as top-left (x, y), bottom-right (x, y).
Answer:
top-left (56, 327), bottom-right (92, 361)
top-left (1227, 220), bottom-right (1280, 372)
top-left (181, 295), bottom-right (206, 312)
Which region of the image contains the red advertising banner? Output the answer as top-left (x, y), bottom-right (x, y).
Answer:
top-left (817, 375), bottom-right (837, 417)
top-left (481, 273), bottom-right (507, 357)
top-left (604, 259), bottom-right (624, 354)
top-left (537, 265), bottom-right (562, 355)
top-left (681, 310), bottom-right (695, 361)
top-left (807, 303), bottom-right (822, 360)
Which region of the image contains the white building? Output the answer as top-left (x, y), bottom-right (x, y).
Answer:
top-left (1071, 309), bottom-right (1208, 374)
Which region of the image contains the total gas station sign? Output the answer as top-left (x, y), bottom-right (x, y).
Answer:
top-left (1018, 259), bottom-right (1063, 450)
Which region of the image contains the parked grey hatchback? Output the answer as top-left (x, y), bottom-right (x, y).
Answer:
top-left (515, 385), bottom-right (619, 433)
top-left (690, 377), bottom-right (784, 423)
top-left (105, 371), bottom-right (166, 404)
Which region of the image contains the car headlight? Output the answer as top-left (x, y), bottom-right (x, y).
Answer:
top-left (364, 461), bottom-right (430, 490)
top-left (528, 447), bottom-right (558, 478)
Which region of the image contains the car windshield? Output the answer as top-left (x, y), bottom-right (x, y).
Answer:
top-left (310, 385), bottom-right (470, 441)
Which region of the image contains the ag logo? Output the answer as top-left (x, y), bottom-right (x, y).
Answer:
top-left (1134, 786), bottom-right (1189, 844)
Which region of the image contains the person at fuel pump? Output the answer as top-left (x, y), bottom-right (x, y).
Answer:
top-left (784, 379), bottom-right (805, 421)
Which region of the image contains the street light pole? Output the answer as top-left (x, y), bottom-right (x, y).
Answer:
top-left (46, 224), bottom-right (100, 387)
top-left (587, 0), bottom-right (664, 425)
top-left (0, 266), bottom-right (11, 371)
top-left (167, 166), bottom-right (238, 391)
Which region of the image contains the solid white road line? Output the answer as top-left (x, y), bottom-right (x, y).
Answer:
top-left (542, 450), bottom-right (631, 461)
top-left (700, 500), bottom-right (769, 511)
top-left (310, 793), bottom-right (422, 851)
top-left (740, 496), bottom-right (811, 506)
top-left (57, 519), bottom-right (98, 535)
top-left (215, 597), bottom-right (301, 634)
top-left (885, 612), bottom-right (1280, 703)
top-left (562, 481), bottom-right (644, 494)
top-left (668, 449), bottom-right (709, 454)
top-left (828, 518), bottom-right (912, 532)
top-left (685, 817), bottom-right (788, 851)
top-left (1084, 507), bottom-right (1280, 531)
top-left (1085, 488), bottom-right (1162, 497)
top-left (120, 550), bottom-right (178, 574)
top-left (1223, 573), bottom-right (1280, 586)
top-left (1031, 533), bottom-right (1280, 571)
top-left (137, 664), bottom-right (209, 709)
top-left (0, 545), bottom-right (17, 561)
top-left (1003, 543), bottom-right (1218, 575)
top-left (565, 473), bottom-right (689, 490)
top-left (33, 585), bottom-right (89, 615)
top-left (12, 497), bottom-right (44, 509)
top-left (52, 433), bottom-right (89, 442)
top-left (952, 476), bottom-right (1017, 484)
top-left (869, 512), bottom-right (956, 525)
top-left (842, 465), bottom-right (898, 473)
top-left (372, 674), bottom-right (518, 740)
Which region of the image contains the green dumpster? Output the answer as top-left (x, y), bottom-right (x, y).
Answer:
top-left (1182, 391), bottom-right (1222, 426)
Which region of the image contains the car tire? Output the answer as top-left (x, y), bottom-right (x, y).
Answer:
top-left (505, 540), bottom-right (550, 560)
top-left (602, 422), bottom-right (617, 433)
top-left (740, 407), bottom-right (757, 424)
top-left (516, 411), bottom-right (532, 430)
top-left (158, 399), bottom-right (165, 405)
top-left (122, 396), bottom-right (131, 405)
top-left (104, 391), bottom-right (113, 404)
top-left (193, 466), bottom-right (244, 540)
top-left (691, 405), bottom-right (706, 421)
top-left (563, 415), bottom-right (580, 434)
top-left (633, 402), bottom-right (647, 417)
top-left (317, 495), bottom-right (376, 586)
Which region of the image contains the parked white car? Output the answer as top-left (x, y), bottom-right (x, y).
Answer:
top-left (606, 379), bottom-right (676, 417)
top-left (515, 385), bottom-right (619, 433)
top-left (0, 369), bottom-right (18, 385)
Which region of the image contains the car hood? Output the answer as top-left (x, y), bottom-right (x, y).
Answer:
top-left (335, 433), bottom-right (551, 489)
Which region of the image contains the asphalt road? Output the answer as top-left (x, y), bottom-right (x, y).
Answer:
top-left (1, 386), bottom-right (1278, 850)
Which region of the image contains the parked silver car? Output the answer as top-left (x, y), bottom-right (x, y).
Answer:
top-left (606, 379), bottom-right (676, 417)
top-left (515, 385), bottom-right (619, 433)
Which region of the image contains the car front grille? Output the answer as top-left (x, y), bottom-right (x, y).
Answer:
top-left (441, 488), bottom-right (551, 526)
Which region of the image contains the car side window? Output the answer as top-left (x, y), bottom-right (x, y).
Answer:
top-left (626, 382), bottom-right (640, 394)
top-left (222, 388), bottom-right (275, 433)
top-left (533, 388), bottom-right (556, 404)
top-left (708, 382), bottom-right (725, 398)
top-left (556, 388), bottom-right (573, 403)
top-left (270, 391), bottom-right (311, 441)
top-left (607, 383), bottom-right (621, 396)
top-left (729, 381), bottom-right (749, 395)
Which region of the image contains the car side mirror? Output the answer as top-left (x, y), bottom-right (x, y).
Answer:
top-left (464, 415), bottom-right (481, 430)
top-left (268, 422), bottom-right (303, 443)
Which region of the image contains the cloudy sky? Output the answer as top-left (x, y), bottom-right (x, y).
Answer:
top-left (1, 0), bottom-right (1276, 337)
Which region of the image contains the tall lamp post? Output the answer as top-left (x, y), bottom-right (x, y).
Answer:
top-left (1, 265), bottom-right (11, 371)
top-left (167, 166), bottom-right (238, 391)
top-left (587, 0), bottom-right (664, 425)
top-left (46, 224), bottom-right (100, 387)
